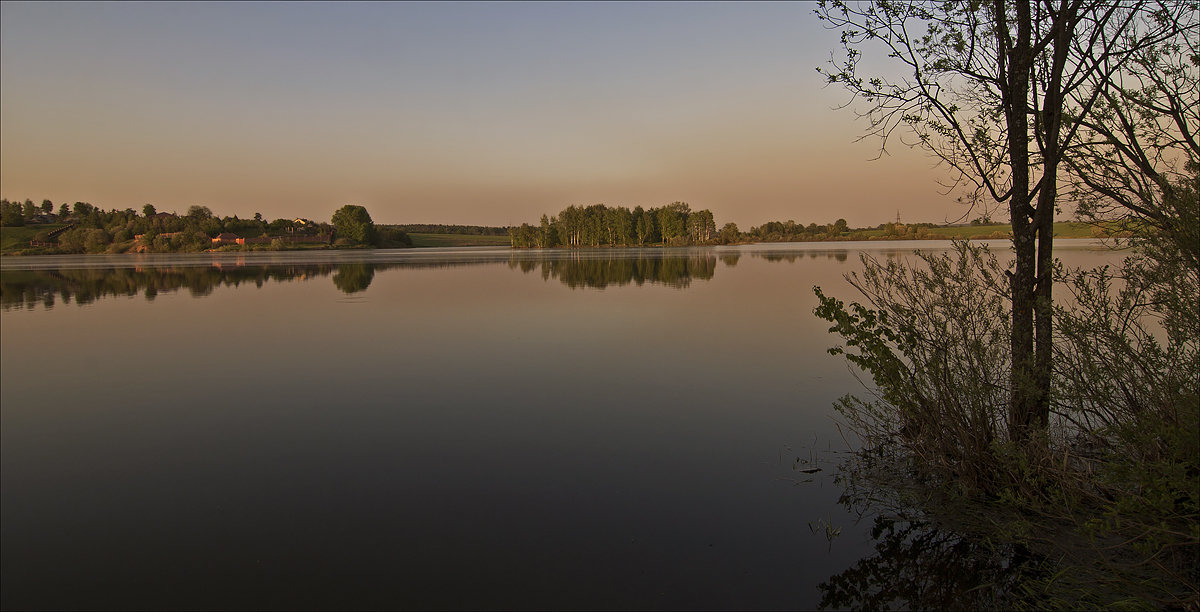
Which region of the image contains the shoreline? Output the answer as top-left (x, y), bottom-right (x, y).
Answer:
top-left (1, 235), bottom-right (1112, 258)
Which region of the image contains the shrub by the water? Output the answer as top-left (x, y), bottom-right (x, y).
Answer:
top-left (815, 233), bottom-right (1199, 606)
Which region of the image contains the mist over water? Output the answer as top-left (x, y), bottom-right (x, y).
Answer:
top-left (0, 241), bottom-right (1122, 610)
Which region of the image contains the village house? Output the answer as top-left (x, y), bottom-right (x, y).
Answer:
top-left (211, 233), bottom-right (243, 245)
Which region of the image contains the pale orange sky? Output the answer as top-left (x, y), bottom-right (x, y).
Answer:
top-left (1, 2), bottom-right (967, 228)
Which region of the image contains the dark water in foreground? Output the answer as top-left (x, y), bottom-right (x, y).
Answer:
top-left (1, 241), bottom-right (1122, 610)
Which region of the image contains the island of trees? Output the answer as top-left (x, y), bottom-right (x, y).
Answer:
top-left (507, 201), bottom-right (864, 247)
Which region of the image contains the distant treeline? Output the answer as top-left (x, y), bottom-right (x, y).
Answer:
top-left (509, 202), bottom-right (873, 248)
top-left (391, 224), bottom-right (510, 236)
top-left (510, 202), bottom-right (736, 248)
top-left (746, 219), bottom-right (854, 242)
top-left (0, 201), bottom-right (330, 254)
top-left (0, 199), bottom-right (409, 254)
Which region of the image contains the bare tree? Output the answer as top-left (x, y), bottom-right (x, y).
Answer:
top-left (1062, 6), bottom-right (1199, 267)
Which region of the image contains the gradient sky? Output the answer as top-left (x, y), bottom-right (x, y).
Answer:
top-left (1, 1), bottom-right (963, 227)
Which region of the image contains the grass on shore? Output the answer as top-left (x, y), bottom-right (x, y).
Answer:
top-left (408, 233), bottom-right (511, 247)
top-left (1, 223), bottom-right (68, 251)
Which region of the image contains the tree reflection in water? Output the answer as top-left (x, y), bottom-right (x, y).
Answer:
top-left (507, 250), bottom-right (719, 289)
top-left (1, 248), bottom-right (862, 308)
top-left (331, 263), bottom-right (375, 294)
top-left (818, 515), bottom-right (1044, 610)
top-left (751, 250), bottom-right (849, 263)
top-left (1, 265), bottom-right (345, 309)
top-left (819, 457), bottom-right (1052, 611)
top-left (1, 252), bottom-right (728, 308)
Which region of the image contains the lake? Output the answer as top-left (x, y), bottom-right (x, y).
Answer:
top-left (0, 240), bottom-right (1124, 610)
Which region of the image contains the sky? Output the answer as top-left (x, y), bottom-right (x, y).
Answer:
top-left (1, 1), bottom-right (965, 228)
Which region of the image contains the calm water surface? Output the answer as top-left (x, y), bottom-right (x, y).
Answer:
top-left (0, 241), bottom-right (1123, 610)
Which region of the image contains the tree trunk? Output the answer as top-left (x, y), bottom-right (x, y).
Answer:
top-left (1000, 0), bottom-right (1039, 443)
top-left (1030, 0), bottom-right (1074, 432)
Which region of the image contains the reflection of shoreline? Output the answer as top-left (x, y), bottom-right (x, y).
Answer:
top-left (508, 251), bottom-right (719, 289)
top-left (0, 259), bottom-right (545, 309)
top-left (6, 242), bottom-right (1103, 309)
top-left (2, 265), bottom-right (342, 310)
top-left (750, 251), bottom-right (849, 263)
top-left (2, 251), bottom-right (736, 308)
top-left (2, 263), bottom-right (387, 309)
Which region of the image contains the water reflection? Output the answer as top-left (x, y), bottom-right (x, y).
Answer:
top-left (1, 242), bottom-right (1110, 310)
top-left (0, 241), bottom-right (1122, 610)
top-left (2, 264), bottom-right (337, 309)
top-left (0, 260), bottom-right (509, 309)
top-left (331, 263), bottom-right (375, 294)
top-left (818, 516), bottom-right (1041, 610)
top-left (750, 250), bottom-right (849, 263)
top-left (818, 458), bottom-right (1049, 610)
top-left (2, 251), bottom-right (751, 307)
top-left (507, 250), bottom-right (719, 289)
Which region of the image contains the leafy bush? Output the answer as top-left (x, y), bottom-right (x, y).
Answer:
top-left (815, 242), bottom-right (1012, 494)
top-left (331, 205), bottom-right (377, 245)
top-left (815, 235), bottom-right (1199, 604)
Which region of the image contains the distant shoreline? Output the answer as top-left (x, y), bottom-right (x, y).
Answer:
top-left (2, 216), bottom-right (1118, 255)
top-left (1, 234), bottom-right (1109, 257)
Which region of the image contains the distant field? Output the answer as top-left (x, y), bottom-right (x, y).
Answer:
top-left (857, 221), bottom-right (1099, 240)
top-left (408, 233), bottom-right (511, 247)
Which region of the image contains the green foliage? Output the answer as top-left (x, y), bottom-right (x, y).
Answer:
top-left (513, 201), bottom-right (719, 248)
top-left (749, 219), bottom-right (844, 242)
top-left (1, 200), bottom-right (25, 227)
top-left (634, 205), bottom-right (659, 245)
top-left (718, 222), bottom-right (741, 244)
top-left (82, 229), bottom-right (111, 254)
top-left (657, 201), bottom-right (690, 245)
top-left (186, 205), bottom-right (212, 219)
top-left (375, 226), bottom-right (413, 247)
top-left (815, 241), bottom-right (1011, 493)
top-left (0, 199), bottom-right (345, 254)
top-left (331, 204), bottom-right (377, 245)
